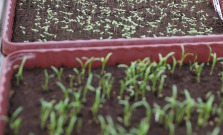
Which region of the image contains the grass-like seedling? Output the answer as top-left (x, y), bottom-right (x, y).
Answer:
top-left (207, 45), bottom-right (212, 64)
top-left (57, 82), bottom-right (71, 98)
top-left (210, 53), bottom-right (223, 75)
top-left (8, 106), bottom-right (23, 135)
top-left (97, 73), bottom-right (114, 99)
top-left (14, 57), bottom-right (27, 85)
top-left (171, 56), bottom-right (177, 75)
top-left (82, 73), bottom-right (94, 102)
top-left (184, 90), bottom-right (195, 121)
top-left (193, 62), bottom-right (205, 83)
top-left (186, 120), bottom-right (192, 135)
top-left (65, 116), bottom-right (77, 135)
top-left (98, 53), bottom-right (112, 75)
top-left (91, 88), bottom-right (101, 121)
top-left (119, 100), bottom-right (151, 127)
top-left (42, 69), bottom-right (54, 92)
top-left (158, 52), bottom-right (175, 67)
top-left (165, 85), bottom-right (178, 110)
top-left (196, 93), bottom-right (214, 127)
top-left (51, 66), bottom-right (63, 81)
top-left (178, 46), bottom-right (193, 69)
top-left (40, 99), bottom-right (56, 129)
top-left (207, 127), bottom-right (220, 135)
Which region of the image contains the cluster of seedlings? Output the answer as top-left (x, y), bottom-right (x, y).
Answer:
top-left (6, 46), bottom-right (223, 135)
top-left (14, 0), bottom-right (219, 42)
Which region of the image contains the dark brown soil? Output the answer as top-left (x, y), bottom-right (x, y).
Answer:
top-left (12, 0), bottom-right (223, 42)
top-left (5, 62), bottom-right (223, 135)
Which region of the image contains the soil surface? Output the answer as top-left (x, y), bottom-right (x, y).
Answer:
top-left (12, 0), bottom-right (223, 42)
top-left (5, 62), bottom-right (223, 135)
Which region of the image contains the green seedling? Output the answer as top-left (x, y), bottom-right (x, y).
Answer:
top-left (178, 46), bottom-right (193, 69)
top-left (40, 99), bottom-right (56, 129)
top-left (14, 57), bottom-right (27, 85)
top-left (184, 90), bottom-right (195, 120)
top-left (57, 82), bottom-right (71, 98)
top-left (97, 73), bottom-right (113, 99)
top-left (42, 69), bottom-right (54, 92)
top-left (171, 56), bottom-right (177, 75)
top-left (9, 106), bottom-right (23, 135)
top-left (186, 120), bottom-right (192, 135)
top-left (65, 116), bottom-right (77, 135)
top-left (207, 127), bottom-right (220, 135)
top-left (210, 53), bottom-right (223, 75)
top-left (207, 45), bottom-right (212, 64)
top-left (197, 93), bottom-right (214, 127)
top-left (168, 122), bottom-right (175, 135)
top-left (158, 52), bottom-right (175, 67)
top-left (51, 66), bottom-right (63, 81)
top-left (119, 100), bottom-right (151, 127)
top-left (158, 75), bottom-right (165, 97)
top-left (82, 73), bottom-right (94, 102)
top-left (98, 115), bottom-right (107, 135)
top-left (165, 85), bottom-right (178, 110)
top-left (77, 119), bottom-right (83, 134)
top-left (82, 56), bottom-right (95, 74)
top-left (97, 53), bottom-right (112, 75)
top-left (69, 75), bottom-right (74, 89)
top-left (153, 103), bottom-right (169, 124)
top-left (73, 68), bottom-right (83, 85)
top-left (193, 62), bottom-right (204, 83)
top-left (136, 118), bottom-right (150, 135)
top-left (149, 65), bottom-right (165, 93)
top-left (70, 88), bottom-right (82, 116)
top-left (92, 88), bottom-right (101, 121)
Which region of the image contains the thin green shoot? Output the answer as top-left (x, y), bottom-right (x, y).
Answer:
top-left (194, 62), bottom-right (205, 83)
top-left (186, 120), bottom-right (192, 135)
top-left (82, 73), bottom-right (94, 102)
top-left (9, 106), bottom-right (23, 135)
top-left (178, 46), bottom-right (193, 69)
top-left (57, 82), bottom-right (70, 98)
top-left (92, 88), bottom-right (101, 121)
top-left (98, 53), bottom-right (112, 75)
top-left (171, 56), bottom-right (177, 75)
top-left (42, 69), bottom-right (54, 92)
top-left (65, 116), bottom-right (77, 135)
top-left (51, 66), bottom-right (63, 81)
top-left (14, 57), bottom-right (27, 85)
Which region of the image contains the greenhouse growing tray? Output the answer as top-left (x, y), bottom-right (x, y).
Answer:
top-left (2, 0), bottom-right (223, 55)
top-left (1, 42), bottom-right (223, 134)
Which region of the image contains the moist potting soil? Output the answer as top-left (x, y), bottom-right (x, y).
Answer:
top-left (5, 62), bottom-right (223, 135)
top-left (12, 0), bottom-right (223, 42)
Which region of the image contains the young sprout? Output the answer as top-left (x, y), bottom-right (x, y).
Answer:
top-left (14, 57), bottom-right (27, 85)
top-left (210, 53), bottom-right (223, 75)
top-left (40, 99), bottom-right (56, 129)
top-left (77, 119), bottom-right (83, 134)
top-left (9, 106), bottom-right (23, 135)
top-left (137, 118), bottom-right (150, 135)
top-left (57, 82), bottom-right (71, 98)
top-left (168, 122), bottom-right (175, 135)
top-left (82, 73), bottom-right (94, 102)
top-left (82, 56), bottom-right (95, 74)
top-left (171, 56), bottom-right (177, 75)
top-left (69, 75), bottom-right (74, 89)
top-left (193, 62), bottom-right (204, 83)
top-left (158, 75), bottom-right (165, 97)
top-left (207, 45), bottom-right (212, 64)
top-left (42, 69), bottom-right (54, 92)
top-left (91, 88), bottom-right (101, 121)
top-left (51, 66), bottom-right (63, 81)
top-left (158, 52), bottom-right (175, 67)
top-left (165, 85), bottom-right (178, 110)
top-left (73, 68), bottom-right (82, 85)
top-left (178, 46), bottom-right (193, 69)
top-left (98, 115), bottom-right (106, 135)
top-left (153, 103), bottom-right (169, 124)
top-left (207, 127), bottom-right (220, 135)
top-left (65, 116), bottom-right (77, 135)
top-left (186, 120), bottom-right (192, 135)
top-left (197, 93), bottom-right (214, 127)
top-left (119, 100), bottom-right (151, 127)
top-left (98, 73), bottom-right (113, 99)
top-left (184, 90), bottom-right (195, 120)
top-left (98, 53), bottom-right (112, 75)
